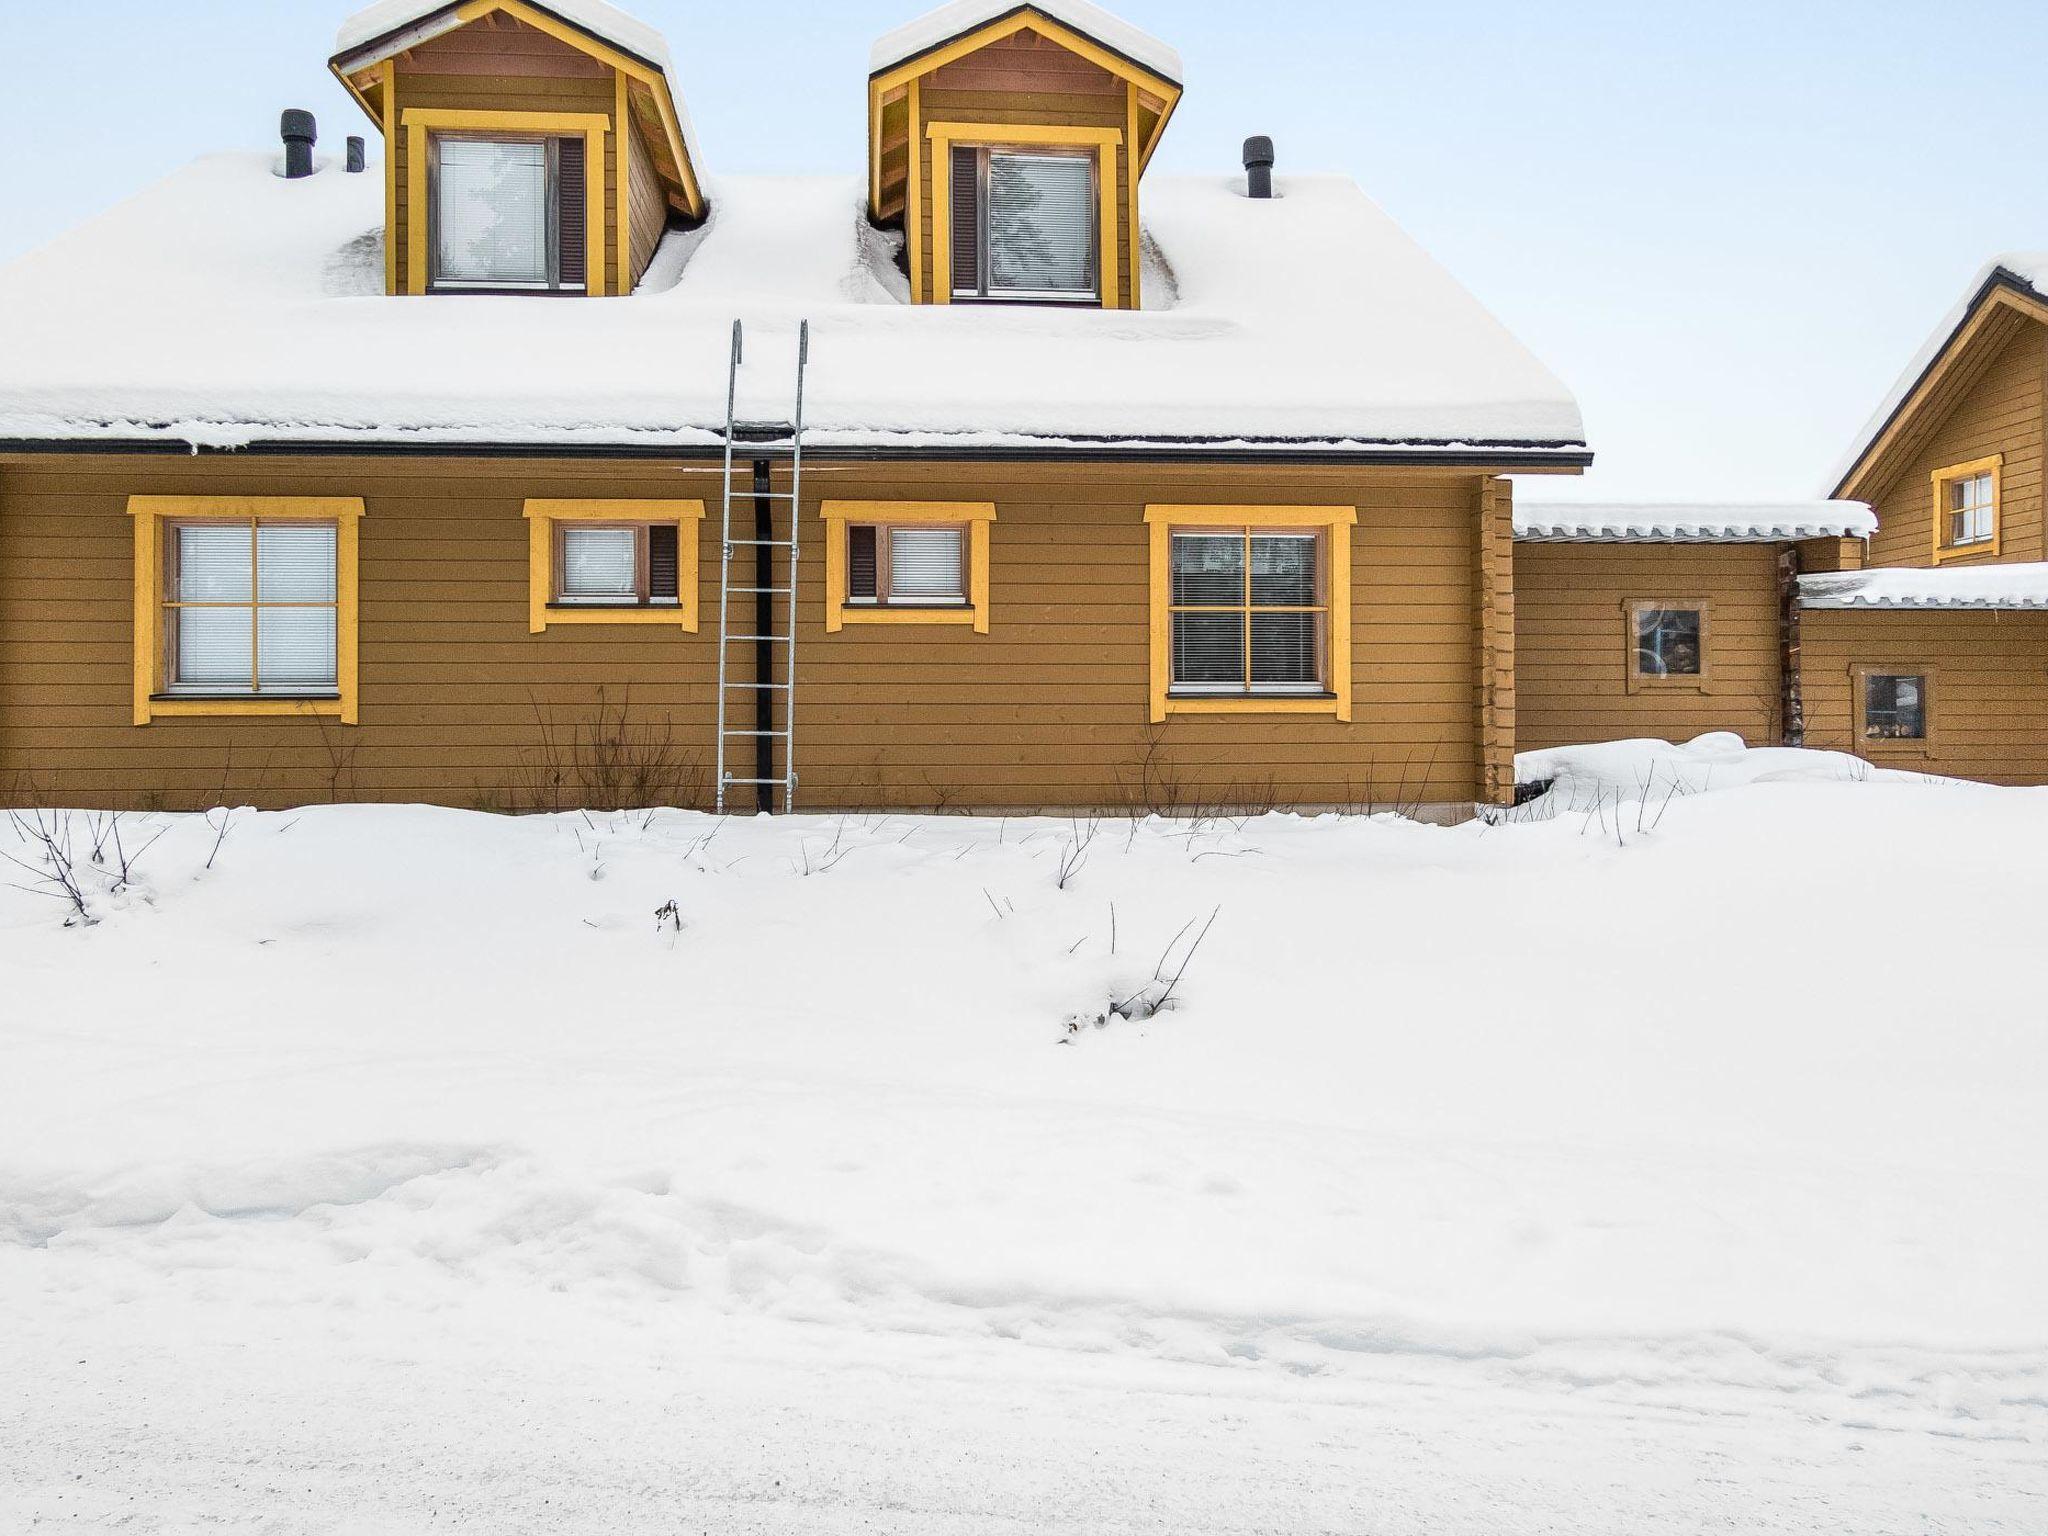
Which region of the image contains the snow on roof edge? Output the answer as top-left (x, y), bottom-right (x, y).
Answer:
top-left (1515, 502), bottom-right (1876, 544)
top-left (1820, 257), bottom-right (2048, 498)
top-left (870, 0), bottom-right (1184, 84)
top-left (1798, 563), bottom-right (2048, 612)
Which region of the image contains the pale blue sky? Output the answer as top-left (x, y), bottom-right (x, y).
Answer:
top-left (1, 0), bottom-right (2043, 498)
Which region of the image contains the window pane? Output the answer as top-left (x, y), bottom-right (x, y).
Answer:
top-left (1250, 535), bottom-right (1318, 607)
top-left (175, 607), bottom-right (254, 690)
top-left (1172, 533), bottom-right (1244, 607)
top-left (1172, 611), bottom-right (1245, 688)
top-left (988, 152), bottom-right (1094, 296)
top-left (1866, 674), bottom-right (1927, 740)
top-left (258, 607), bottom-right (338, 691)
top-left (889, 527), bottom-right (966, 603)
top-left (437, 137), bottom-right (549, 286)
top-left (1636, 608), bottom-right (1702, 677)
top-left (561, 527), bottom-right (637, 601)
top-left (257, 524), bottom-right (337, 603)
top-left (1252, 612), bottom-right (1321, 688)
top-left (177, 525), bottom-right (253, 603)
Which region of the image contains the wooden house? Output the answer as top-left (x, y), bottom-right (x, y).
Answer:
top-left (0, 0), bottom-right (1593, 817)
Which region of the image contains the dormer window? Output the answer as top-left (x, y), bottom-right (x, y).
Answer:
top-left (430, 134), bottom-right (586, 293)
top-left (949, 147), bottom-right (1098, 303)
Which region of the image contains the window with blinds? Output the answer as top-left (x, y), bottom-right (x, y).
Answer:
top-left (431, 134), bottom-right (583, 291)
top-left (950, 146), bottom-right (1098, 303)
top-left (846, 523), bottom-right (968, 606)
top-left (165, 522), bottom-right (339, 695)
top-left (554, 523), bottom-right (681, 607)
top-left (1169, 530), bottom-right (1326, 695)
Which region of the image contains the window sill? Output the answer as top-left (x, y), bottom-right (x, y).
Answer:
top-left (142, 695), bottom-right (348, 724)
top-left (1165, 693), bottom-right (1346, 719)
top-left (536, 604), bottom-right (697, 632)
top-left (1931, 543), bottom-right (2000, 565)
top-left (1625, 675), bottom-right (1710, 695)
top-left (836, 606), bottom-right (984, 630)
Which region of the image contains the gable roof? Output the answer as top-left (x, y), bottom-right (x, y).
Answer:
top-left (1825, 257), bottom-right (2048, 500)
top-left (0, 158), bottom-right (1585, 461)
top-left (1800, 563), bottom-right (2048, 611)
top-left (336, 0), bottom-right (671, 72)
top-left (1516, 502), bottom-right (1875, 544)
top-left (870, 0), bottom-right (1183, 87)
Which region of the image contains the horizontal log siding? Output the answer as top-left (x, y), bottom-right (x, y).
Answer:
top-left (0, 458), bottom-right (1491, 814)
top-left (1515, 542), bottom-right (1784, 751)
top-left (1867, 320), bottom-right (2046, 569)
top-left (1798, 609), bottom-right (2048, 785)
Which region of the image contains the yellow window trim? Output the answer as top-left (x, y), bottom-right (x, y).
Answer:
top-left (402, 109), bottom-right (611, 297)
top-left (1852, 662), bottom-right (1939, 759)
top-left (1144, 505), bottom-right (1356, 724)
top-left (128, 497), bottom-right (364, 728)
top-left (1930, 454), bottom-right (2003, 565)
top-left (1623, 597), bottom-right (1714, 694)
top-left (926, 123), bottom-right (1123, 310)
top-left (523, 500), bottom-right (705, 633)
top-left (820, 502), bottom-right (996, 634)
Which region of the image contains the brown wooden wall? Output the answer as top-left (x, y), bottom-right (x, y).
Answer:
top-left (389, 16), bottom-right (634, 296)
top-left (0, 456), bottom-right (1503, 816)
top-left (1516, 542), bottom-right (1786, 751)
top-left (1798, 608), bottom-right (2048, 785)
top-left (912, 29), bottom-right (1136, 308)
top-left (1865, 318), bottom-right (2047, 570)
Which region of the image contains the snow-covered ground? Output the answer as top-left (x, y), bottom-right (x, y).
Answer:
top-left (3, 781), bottom-right (2045, 1531)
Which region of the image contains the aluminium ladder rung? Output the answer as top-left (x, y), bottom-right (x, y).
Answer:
top-left (722, 777), bottom-right (799, 788)
top-left (723, 680), bottom-right (790, 691)
top-left (726, 634), bottom-right (792, 644)
top-left (725, 538), bottom-right (799, 549)
top-left (727, 586), bottom-right (793, 596)
top-left (717, 490), bottom-right (805, 502)
top-left (723, 729), bottom-right (793, 739)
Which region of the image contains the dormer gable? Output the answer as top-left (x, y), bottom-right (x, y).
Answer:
top-left (868, 2), bottom-right (1183, 309)
top-left (329, 0), bottom-right (705, 298)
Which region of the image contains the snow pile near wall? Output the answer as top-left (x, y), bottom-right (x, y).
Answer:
top-left (1513, 731), bottom-right (1947, 809)
top-left (3, 788), bottom-right (2042, 1525)
top-left (1515, 501), bottom-right (1876, 543)
top-left (0, 157), bottom-right (1585, 454)
top-left (1801, 562), bottom-right (2048, 610)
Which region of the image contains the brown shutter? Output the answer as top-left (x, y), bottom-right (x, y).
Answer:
top-left (647, 524), bottom-right (680, 602)
top-left (950, 147), bottom-right (981, 298)
top-left (848, 525), bottom-right (879, 600)
top-left (557, 137), bottom-right (587, 289)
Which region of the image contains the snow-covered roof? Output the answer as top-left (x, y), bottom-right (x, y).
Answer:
top-left (1799, 563), bottom-right (2048, 612)
top-left (870, 0), bottom-right (1183, 86)
top-left (0, 155), bottom-right (1586, 458)
top-left (1824, 255), bottom-right (2048, 497)
top-left (337, 0), bottom-right (671, 72)
top-left (1514, 502), bottom-right (1875, 544)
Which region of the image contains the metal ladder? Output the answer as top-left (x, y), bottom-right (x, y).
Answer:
top-left (715, 318), bottom-right (810, 814)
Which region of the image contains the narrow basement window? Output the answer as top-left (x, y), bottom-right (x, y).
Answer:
top-left (555, 523), bottom-right (681, 608)
top-left (430, 134), bottom-right (587, 292)
top-left (846, 523), bottom-right (969, 607)
top-left (1864, 674), bottom-right (1928, 742)
top-left (1634, 606), bottom-right (1704, 679)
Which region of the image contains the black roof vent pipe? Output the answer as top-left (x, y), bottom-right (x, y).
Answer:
top-left (1244, 136), bottom-right (1275, 199)
top-left (346, 136), bottom-right (366, 174)
top-left (281, 110), bottom-right (317, 179)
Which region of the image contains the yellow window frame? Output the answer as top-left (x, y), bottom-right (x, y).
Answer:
top-left (1145, 505), bottom-right (1356, 723)
top-left (402, 108), bottom-right (611, 298)
top-left (1624, 597), bottom-right (1713, 693)
top-left (820, 502), bottom-right (996, 633)
top-left (926, 122), bottom-right (1123, 310)
top-left (1931, 455), bottom-right (2002, 564)
top-left (128, 497), bottom-right (364, 727)
top-left (1852, 662), bottom-right (1938, 758)
top-left (523, 501), bottom-right (706, 633)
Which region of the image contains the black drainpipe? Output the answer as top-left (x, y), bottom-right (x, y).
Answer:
top-left (753, 457), bottom-right (776, 813)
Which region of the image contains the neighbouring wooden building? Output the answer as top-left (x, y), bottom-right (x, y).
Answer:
top-left (0, 0), bottom-right (1591, 817)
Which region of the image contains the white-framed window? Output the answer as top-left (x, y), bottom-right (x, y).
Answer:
top-left (1168, 528), bottom-right (1327, 697)
top-left (430, 133), bottom-right (586, 292)
top-left (553, 522), bottom-right (682, 609)
top-left (1932, 456), bottom-right (2001, 563)
top-left (949, 146), bottom-right (1099, 303)
top-left (164, 520), bottom-right (340, 697)
top-left (846, 522), bottom-right (969, 608)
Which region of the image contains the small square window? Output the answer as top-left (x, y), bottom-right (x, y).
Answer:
top-left (553, 523), bottom-right (681, 608)
top-left (1933, 458), bottom-right (2001, 561)
top-left (846, 523), bottom-right (968, 607)
top-left (1635, 607), bottom-right (1703, 678)
top-left (949, 145), bottom-right (1100, 304)
top-left (1864, 674), bottom-right (1928, 742)
top-left (1168, 528), bottom-right (1328, 697)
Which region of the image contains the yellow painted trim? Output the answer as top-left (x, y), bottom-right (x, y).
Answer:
top-left (819, 501), bottom-right (996, 635)
top-left (870, 9), bottom-right (1179, 120)
top-left (1930, 454), bottom-right (2004, 564)
top-left (926, 124), bottom-right (1124, 309)
top-left (1144, 505), bottom-right (1358, 724)
top-left (523, 500), bottom-right (705, 633)
top-left (615, 70), bottom-right (632, 293)
top-left (382, 59), bottom-right (399, 295)
top-left (401, 109), bottom-right (611, 297)
top-left (907, 78), bottom-right (925, 302)
top-left (1125, 81), bottom-right (1142, 311)
top-left (868, 78), bottom-right (885, 215)
top-left (127, 497), bottom-right (364, 728)
top-left (1622, 597), bottom-right (1714, 694)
